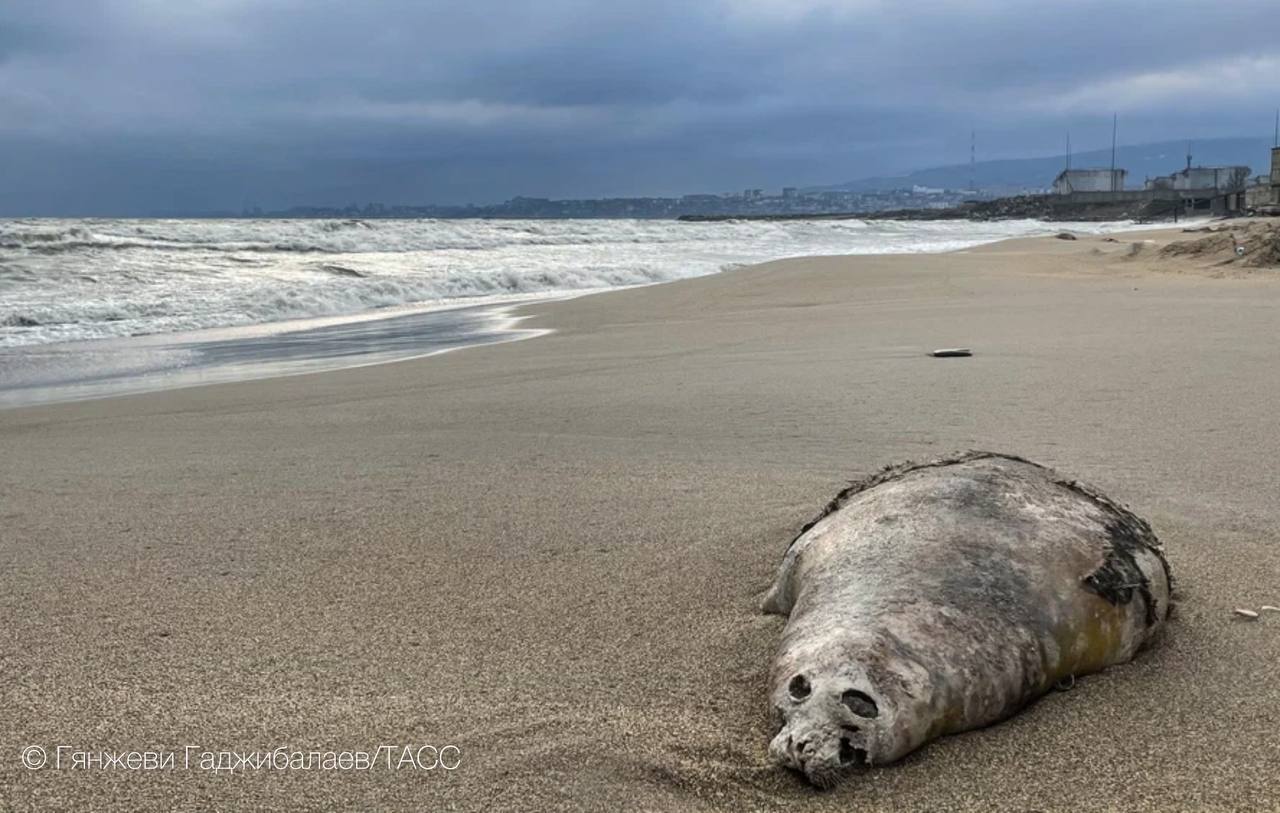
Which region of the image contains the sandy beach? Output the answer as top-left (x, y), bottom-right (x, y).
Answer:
top-left (3, 226), bottom-right (1279, 811)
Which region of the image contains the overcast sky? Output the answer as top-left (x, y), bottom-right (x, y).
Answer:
top-left (1, 0), bottom-right (1277, 214)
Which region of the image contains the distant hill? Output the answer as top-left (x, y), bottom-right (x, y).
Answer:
top-left (825, 137), bottom-right (1275, 194)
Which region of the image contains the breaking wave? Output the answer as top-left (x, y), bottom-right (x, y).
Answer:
top-left (0, 216), bottom-right (1130, 348)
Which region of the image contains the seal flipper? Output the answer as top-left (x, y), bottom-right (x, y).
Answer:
top-left (762, 539), bottom-right (805, 615)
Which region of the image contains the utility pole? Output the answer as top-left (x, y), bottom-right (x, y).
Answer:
top-left (970, 129), bottom-right (976, 193)
top-left (1066, 132), bottom-right (1071, 171)
top-left (1274, 108), bottom-right (1278, 147)
top-left (1110, 113), bottom-right (1118, 191)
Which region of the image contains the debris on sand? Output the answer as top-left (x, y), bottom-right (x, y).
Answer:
top-left (930, 348), bottom-right (972, 358)
top-left (1260, 605), bottom-right (1280, 613)
top-left (1233, 609), bottom-right (1260, 620)
top-left (1160, 221), bottom-right (1280, 269)
top-left (1055, 232), bottom-right (1078, 240)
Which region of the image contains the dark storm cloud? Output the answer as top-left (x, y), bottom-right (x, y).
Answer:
top-left (1, 0), bottom-right (1276, 214)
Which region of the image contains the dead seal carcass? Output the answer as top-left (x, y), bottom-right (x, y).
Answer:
top-left (763, 451), bottom-right (1172, 787)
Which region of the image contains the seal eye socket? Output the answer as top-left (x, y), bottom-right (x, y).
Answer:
top-left (788, 674), bottom-right (811, 702)
top-left (841, 689), bottom-right (879, 718)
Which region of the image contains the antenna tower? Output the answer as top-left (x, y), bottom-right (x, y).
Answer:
top-left (1109, 113), bottom-right (1118, 191)
top-left (970, 130), bottom-right (976, 192)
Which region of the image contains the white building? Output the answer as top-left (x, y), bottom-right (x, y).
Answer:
top-left (1052, 168), bottom-right (1126, 194)
top-left (1145, 165), bottom-right (1250, 192)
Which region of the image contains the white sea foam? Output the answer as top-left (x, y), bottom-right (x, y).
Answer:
top-left (0, 217), bottom-right (1133, 348)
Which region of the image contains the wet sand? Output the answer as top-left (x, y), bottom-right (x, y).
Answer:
top-left (3, 227), bottom-right (1279, 811)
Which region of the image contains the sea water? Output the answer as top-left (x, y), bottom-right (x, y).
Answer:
top-left (0, 217), bottom-right (1134, 406)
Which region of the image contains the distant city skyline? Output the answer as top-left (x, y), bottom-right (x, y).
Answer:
top-left (80, 136), bottom-right (1280, 219)
top-left (1, 1), bottom-right (1276, 215)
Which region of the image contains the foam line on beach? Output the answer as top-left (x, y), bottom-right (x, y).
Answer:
top-left (0, 301), bottom-right (555, 409)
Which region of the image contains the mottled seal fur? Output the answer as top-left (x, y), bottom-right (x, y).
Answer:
top-left (763, 451), bottom-right (1172, 787)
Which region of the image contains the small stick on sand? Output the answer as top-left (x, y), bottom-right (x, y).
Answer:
top-left (1233, 609), bottom-right (1260, 620)
top-left (930, 348), bottom-right (972, 358)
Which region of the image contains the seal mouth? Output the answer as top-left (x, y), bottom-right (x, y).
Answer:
top-left (804, 738), bottom-right (869, 790)
top-left (838, 735), bottom-right (868, 767)
top-left (798, 742), bottom-right (870, 793)
top-left (780, 726), bottom-right (871, 789)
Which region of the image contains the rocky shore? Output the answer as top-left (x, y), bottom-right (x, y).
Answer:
top-left (679, 193), bottom-right (1182, 224)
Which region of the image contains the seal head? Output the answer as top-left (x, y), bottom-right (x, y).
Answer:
top-left (769, 665), bottom-right (879, 787)
top-left (767, 628), bottom-right (931, 787)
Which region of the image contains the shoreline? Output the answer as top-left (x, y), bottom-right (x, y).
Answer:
top-left (0, 300), bottom-right (553, 410)
top-left (0, 219), bottom-right (1160, 410)
top-left (3, 226), bottom-right (1279, 811)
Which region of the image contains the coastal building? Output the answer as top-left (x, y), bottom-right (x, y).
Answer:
top-left (1145, 165), bottom-right (1250, 193)
top-left (1245, 177), bottom-right (1273, 210)
top-left (1052, 168), bottom-right (1126, 194)
top-left (1250, 147), bottom-right (1280, 210)
top-left (1140, 160), bottom-right (1254, 215)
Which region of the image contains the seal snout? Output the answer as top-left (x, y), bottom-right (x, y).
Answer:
top-left (769, 724), bottom-right (869, 789)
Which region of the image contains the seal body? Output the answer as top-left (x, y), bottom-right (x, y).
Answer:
top-left (763, 452), bottom-right (1172, 787)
